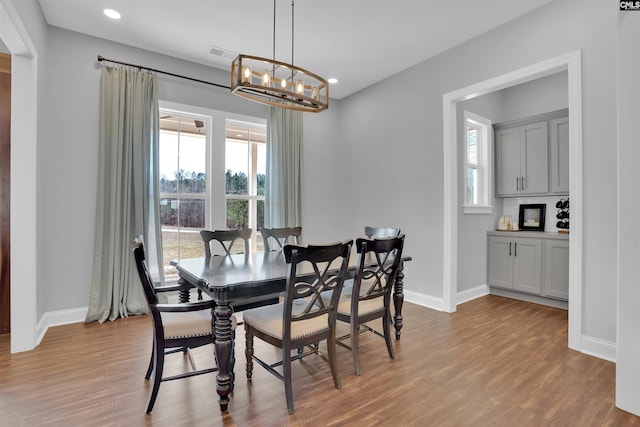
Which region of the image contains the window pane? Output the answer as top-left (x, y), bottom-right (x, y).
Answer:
top-left (160, 197), bottom-right (205, 235)
top-left (466, 127), bottom-right (478, 165)
top-left (225, 139), bottom-right (249, 195)
top-left (160, 124), bottom-right (206, 194)
top-left (227, 199), bottom-right (249, 229)
top-left (257, 144), bottom-right (266, 196)
top-left (466, 167), bottom-right (477, 205)
top-left (159, 114), bottom-right (207, 277)
top-left (257, 199), bottom-right (264, 232)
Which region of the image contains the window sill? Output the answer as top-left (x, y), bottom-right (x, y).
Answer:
top-left (463, 205), bottom-right (493, 214)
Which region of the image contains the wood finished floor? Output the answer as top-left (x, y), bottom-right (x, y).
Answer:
top-left (1, 295), bottom-right (639, 426)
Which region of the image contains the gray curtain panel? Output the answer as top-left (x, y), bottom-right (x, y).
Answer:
top-left (265, 106), bottom-right (303, 229)
top-left (86, 65), bottom-right (164, 323)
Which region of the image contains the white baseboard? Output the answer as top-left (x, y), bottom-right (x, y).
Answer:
top-left (35, 307), bottom-right (89, 346)
top-left (457, 284), bottom-right (490, 304)
top-left (404, 284), bottom-right (489, 311)
top-left (581, 335), bottom-right (616, 363)
top-left (404, 289), bottom-right (444, 311)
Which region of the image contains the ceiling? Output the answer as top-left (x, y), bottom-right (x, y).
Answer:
top-left (38, 0), bottom-right (556, 100)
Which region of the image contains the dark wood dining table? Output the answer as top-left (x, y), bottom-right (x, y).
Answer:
top-left (171, 250), bottom-right (411, 412)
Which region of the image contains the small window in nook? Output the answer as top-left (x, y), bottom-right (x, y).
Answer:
top-left (464, 111), bottom-right (492, 214)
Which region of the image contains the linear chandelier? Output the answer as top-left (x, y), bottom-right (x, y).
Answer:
top-left (230, 0), bottom-right (328, 113)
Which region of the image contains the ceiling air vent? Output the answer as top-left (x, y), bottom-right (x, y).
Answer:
top-left (209, 46), bottom-right (236, 60)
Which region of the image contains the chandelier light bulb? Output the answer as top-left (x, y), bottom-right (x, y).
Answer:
top-left (242, 66), bottom-right (252, 83)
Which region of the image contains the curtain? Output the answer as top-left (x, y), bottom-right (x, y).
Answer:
top-left (265, 106), bottom-right (303, 228)
top-left (85, 64), bottom-right (164, 323)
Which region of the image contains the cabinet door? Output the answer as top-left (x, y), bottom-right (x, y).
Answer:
top-left (550, 117), bottom-right (569, 194)
top-left (543, 239), bottom-right (569, 300)
top-left (495, 128), bottom-right (521, 196)
top-left (512, 238), bottom-right (542, 294)
top-left (520, 121), bottom-right (548, 194)
top-left (487, 236), bottom-right (513, 289)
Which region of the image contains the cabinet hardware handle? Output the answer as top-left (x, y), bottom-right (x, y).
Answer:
top-left (509, 242), bottom-right (512, 256)
top-left (514, 242), bottom-right (517, 257)
top-left (521, 176), bottom-right (525, 190)
top-left (516, 177), bottom-right (519, 191)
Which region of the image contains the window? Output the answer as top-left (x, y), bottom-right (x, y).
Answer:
top-left (159, 113), bottom-right (208, 277)
top-left (463, 111), bottom-right (492, 214)
top-left (158, 104), bottom-right (266, 280)
top-left (225, 121), bottom-right (266, 253)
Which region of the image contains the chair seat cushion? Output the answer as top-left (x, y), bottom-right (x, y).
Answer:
top-left (322, 283), bottom-right (384, 318)
top-left (161, 311), bottom-right (236, 340)
top-left (243, 300), bottom-right (329, 341)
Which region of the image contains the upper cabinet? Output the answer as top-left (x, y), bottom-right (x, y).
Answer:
top-left (494, 109), bottom-right (569, 197)
top-left (549, 117), bottom-right (570, 194)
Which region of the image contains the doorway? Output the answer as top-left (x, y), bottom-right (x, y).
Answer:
top-left (442, 51), bottom-right (583, 351)
top-left (0, 4), bottom-right (39, 353)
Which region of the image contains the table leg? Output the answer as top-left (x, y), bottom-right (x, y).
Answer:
top-left (393, 260), bottom-right (406, 340)
top-left (177, 278), bottom-right (192, 303)
top-left (213, 303), bottom-right (234, 412)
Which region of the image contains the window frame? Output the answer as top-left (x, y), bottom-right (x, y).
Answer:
top-left (463, 111), bottom-right (493, 214)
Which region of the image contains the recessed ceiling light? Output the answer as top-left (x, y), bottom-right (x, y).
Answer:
top-left (103, 8), bottom-right (121, 20)
top-left (328, 78), bottom-right (338, 84)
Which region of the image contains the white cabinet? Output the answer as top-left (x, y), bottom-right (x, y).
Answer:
top-left (549, 117), bottom-right (570, 194)
top-left (487, 235), bottom-right (542, 294)
top-left (487, 232), bottom-right (568, 302)
top-left (494, 109), bottom-right (569, 197)
top-left (543, 239), bottom-right (569, 300)
top-left (495, 121), bottom-right (548, 196)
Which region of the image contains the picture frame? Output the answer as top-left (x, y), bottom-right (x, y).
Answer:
top-left (518, 204), bottom-right (546, 231)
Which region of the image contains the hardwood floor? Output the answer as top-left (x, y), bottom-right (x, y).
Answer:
top-left (1, 295), bottom-right (638, 426)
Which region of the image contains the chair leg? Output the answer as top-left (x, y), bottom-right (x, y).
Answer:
top-left (146, 344), bottom-right (164, 414)
top-left (283, 346), bottom-right (295, 414)
top-left (383, 311), bottom-right (395, 359)
top-left (351, 319), bottom-right (362, 376)
top-left (328, 328), bottom-right (342, 390)
top-left (145, 339), bottom-right (155, 380)
top-left (245, 330), bottom-right (254, 380)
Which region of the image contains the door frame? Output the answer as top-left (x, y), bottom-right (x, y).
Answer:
top-left (0, 0), bottom-right (39, 353)
top-left (442, 50), bottom-right (583, 351)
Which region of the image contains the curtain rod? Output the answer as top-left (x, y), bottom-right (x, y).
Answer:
top-left (97, 55), bottom-right (231, 90)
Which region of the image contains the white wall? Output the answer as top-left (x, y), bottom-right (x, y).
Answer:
top-left (328, 0), bottom-right (618, 347)
top-left (615, 7), bottom-right (640, 416)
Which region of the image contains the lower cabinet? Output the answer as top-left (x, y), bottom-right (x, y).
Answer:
top-left (487, 232), bottom-right (568, 301)
top-left (487, 236), bottom-right (542, 294)
top-left (543, 239), bottom-right (569, 300)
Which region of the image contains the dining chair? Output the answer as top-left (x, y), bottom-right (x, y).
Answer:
top-left (335, 234), bottom-right (405, 375)
top-left (200, 228), bottom-right (252, 257)
top-left (364, 226), bottom-right (401, 239)
top-left (132, 235), bottom-right (235, 413)
top-left (261, 226), bottom-right (302, 252)
top-left (243, 240), bottom-right (352, 413)
top-left (195, 228), bottom-right (252, 300)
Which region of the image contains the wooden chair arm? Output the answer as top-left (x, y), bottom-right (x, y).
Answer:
top-left (153, 284), bottom-right (183, 293)
top-left (153, 300), bottom-right (216, 313)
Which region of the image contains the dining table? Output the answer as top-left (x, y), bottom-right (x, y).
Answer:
top-left (171, 249), bottom-right (411, 412)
